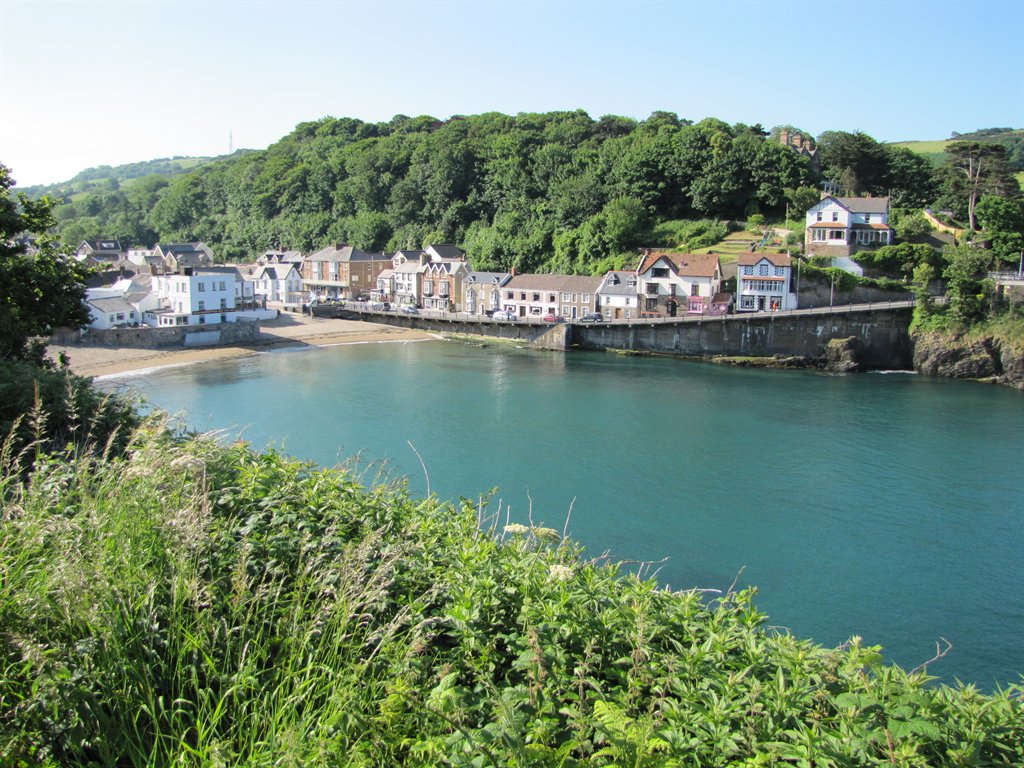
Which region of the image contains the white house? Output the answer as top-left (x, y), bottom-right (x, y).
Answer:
top-left (805, 196), bottom-right (892, 259)
top-left (86, 296), bottom-right (140, 329)
top-left (252, 263), bottom-right (303, 305)
top-left (635, 251), bottom-right (722, 317)
top-left (735, 253), bottom-right (797, 312)
top-left (597, 270), bottom-right (639, 320)
top-left (391, 250), bottom-right (424, 307)
top-left (145, 268), bottom-right (240, 327)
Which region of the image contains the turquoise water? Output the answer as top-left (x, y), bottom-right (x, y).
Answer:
top-left (103, 339), bottom-right (1024, 689)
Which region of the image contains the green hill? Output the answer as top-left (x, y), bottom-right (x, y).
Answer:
top-left (17, 151), bottom-right (253, 200)
top-left (893, 128), bottom-right (1024, 169)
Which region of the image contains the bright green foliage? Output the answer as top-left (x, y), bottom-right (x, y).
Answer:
top-left (854, 242), bottom-right (941, 279)
top-left (1, 416), bottom-right (1021, 766)
top-left (0, 164), bottom-right (92, 363)
top-left (943, 244), bottom-right (994, 323)
top-left (975, 195), bottom-right (1024, 269)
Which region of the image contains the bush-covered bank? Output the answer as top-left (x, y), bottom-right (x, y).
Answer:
top-left (2, 418), bottom-right (1021, 766)
top-left (912, 317), bottom-right (1024, 389)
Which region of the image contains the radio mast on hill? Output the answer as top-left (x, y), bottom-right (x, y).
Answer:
top-left (229, 129), bottom-right (234, 154)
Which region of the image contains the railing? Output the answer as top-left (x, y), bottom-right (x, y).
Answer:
top-left (988, 271), bottom-right (1024, 282)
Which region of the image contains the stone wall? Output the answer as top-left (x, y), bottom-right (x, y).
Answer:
top-left (314, 305), bottom-right (914, 370)
top-left (570, 308), bottom-right (914, 370)
top-left (76, 320), bottom-right (262, 349)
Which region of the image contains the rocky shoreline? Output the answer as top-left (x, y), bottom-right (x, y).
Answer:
top-left (710, 332), bottom-right (1024, 389)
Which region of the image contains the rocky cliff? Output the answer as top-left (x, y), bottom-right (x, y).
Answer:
top-left (913, 330), bottom-right (1024, 390)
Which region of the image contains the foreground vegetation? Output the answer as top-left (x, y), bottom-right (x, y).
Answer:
top-left (1, 395), bottom-right (1021, 766)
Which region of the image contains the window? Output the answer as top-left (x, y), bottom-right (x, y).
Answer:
top-left (690, 284), bottom-right (700, 296)
top-left (423, 280), bottom-right (433, 295)
top-left (197, 282), bottom-right (205, 292)
top-left (219, 281), bottom-right (226, 291)
top-left (221, 315), bottom-right (227, 323)
top-left (743, 266), bottom-right (753, 275)
top-left (645, 298), bottom-right (658, 311)
top-left (533, 292), bottom-right (540, 301)
top-left (816, 212), bottom-right (822, 222)
top-left (198, 317), bottom-right (206, 325)
top-left (832, 212), bottom-right (839, 221)
top-left (116, 313), bottom-right (125, 321)
top-left (582, 294), bottom-right (589, 303)
top-left (741, 296), bottom-right (756, 309)
top-left (562, 305), bottom-right (570, 316)
top-left (759, 265), bottom-right (769, 276)
top-left (520, 292), bottom-right (526, 300)
top-left (627, 277), bottom-right (636, 287)
top-left (863, 214), bottom-right (871, 224)
top-left (775, 267), bottom-right (786, 276)
top-left (561, 292), bottom-right (570, 301)
top-left (220, 298), bottom-right (228, 310)
top-left (646, 284), bottom-right (658, 295)
top-left (812, 229), bottom-right (827, 242)
top-left (198, 300), bottom-right (205, 311)
top-left (828, 230), bottom-right (845, 241)
top-left (651, 267), bottom-right (669, 278)
top-left (548, 293), bottom-right (556, 302)
top-left (506, 291), bottom-right (514, 299)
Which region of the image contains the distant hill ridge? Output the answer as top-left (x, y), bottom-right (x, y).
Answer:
top-left (18, 150), bottom-right (254, 199)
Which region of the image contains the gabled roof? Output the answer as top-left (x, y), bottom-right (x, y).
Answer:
top-left (309, 243), bottom-right (389, 262)
top-left (637, 252), bottom-right (721, 278)
top-left (253, 264), bottom-right (299, 280)
top-left (814, 196), bottom-right (890, 214)
top-left (505, 274), bottom-right (603, 293)
top-left (424, 243), bottom-right (466, 261)
top-left (88, 297), bottom-right (136, 314)
top-left (467, 271), bottom-right (511, 285)
top-left (737, 252), bottom-right (792, 267)
top-left (81, 239), bottom-right (123, 252)
top-left (598, 270), bottom-right (638, 297)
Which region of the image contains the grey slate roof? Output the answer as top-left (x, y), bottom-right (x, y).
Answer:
top-left (424, 244), bottom-right (466, 260)
top-left (598, 271), bottom-right (638, 297)
top-left (505, 274), bottom-right (603, 293)
top-left (833, 196), bottom-right (889, 213)
top-left (88, 297), bottom-right (136, 314)
top-left (309, 244), bottom-right (387, 262)
top-left (467, 271), bottom-right (511, 285)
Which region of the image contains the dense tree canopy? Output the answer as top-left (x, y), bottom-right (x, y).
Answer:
top-left (20, 114), bottom-right (1023, 276)
top-left (0, 164), bottom-right (91, 364)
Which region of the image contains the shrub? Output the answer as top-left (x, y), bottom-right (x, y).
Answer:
top-left (1, 423), bottom-right (1021, 766)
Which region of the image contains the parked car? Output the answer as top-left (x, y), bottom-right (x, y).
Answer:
top-left (491, 309), bottom-right (516, 321)
top-left (578, 312), bottom-right (603, 323)
top-left (369, 301), bottom-right (391, 311)
top-left (542, 313), bottom-right (564, 324)
top-left (401, 305), bottom-right (419, 315)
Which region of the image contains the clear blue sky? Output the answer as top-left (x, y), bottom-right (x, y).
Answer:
top-left (2, 0), bottom-right (1022, 187)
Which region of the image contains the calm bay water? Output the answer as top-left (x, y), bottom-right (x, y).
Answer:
top-left (103, 339), bottom-right (1024, 689)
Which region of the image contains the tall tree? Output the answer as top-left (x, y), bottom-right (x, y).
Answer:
top-left (943, 142), bottom-right (1017, 230)
top-left (0, 164), bottom-right (91, 364)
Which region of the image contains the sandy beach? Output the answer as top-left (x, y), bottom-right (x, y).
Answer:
top-left (48, 313), bottom-right (438, 379)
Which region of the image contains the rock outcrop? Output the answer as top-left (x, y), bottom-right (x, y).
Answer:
top-left (913, 331), bottom-right (1024, 389)
top-left (823, 336), bottom-right (862, 373)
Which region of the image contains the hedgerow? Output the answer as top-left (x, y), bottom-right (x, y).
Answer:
top-left (1, 417), bottom-right (1021, 766)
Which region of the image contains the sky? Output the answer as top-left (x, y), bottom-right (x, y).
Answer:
top-left (1, 0), bottom-right (1022, 188)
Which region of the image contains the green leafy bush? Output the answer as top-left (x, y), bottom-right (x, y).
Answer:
top-left (1, 421), bottom-right (1021, 766)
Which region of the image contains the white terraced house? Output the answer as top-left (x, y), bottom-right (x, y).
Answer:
top-left (735, 253), bottom-right (797, 312)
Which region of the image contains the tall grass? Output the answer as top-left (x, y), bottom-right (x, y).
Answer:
top-left (2, 415), bottom-right (1022, 766)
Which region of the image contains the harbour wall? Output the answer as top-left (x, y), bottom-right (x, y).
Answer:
top-left (315, 305), bottom-right (915, 370)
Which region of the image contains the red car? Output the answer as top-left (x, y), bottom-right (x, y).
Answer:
top-left (542, 313), bottom-right (564, 323)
